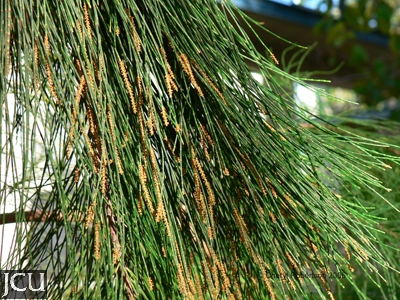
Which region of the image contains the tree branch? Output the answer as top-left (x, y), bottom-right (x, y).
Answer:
top-left (0, 210), bottom-right (64, 225)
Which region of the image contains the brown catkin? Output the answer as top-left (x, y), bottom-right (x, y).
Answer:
top-left (150, 148), bottom-right (162, 203)
top-left (45, 61), bottom-right (61, 105)
top-left (138, 194), bottom-right (143, 214)
top-left (146, 112), bottom-right (155, 135)
top-left (113, 244), bottom-right (121, 265)
top-left (188, 278), bottom-right (196, 298)
top-left (86, 66), bottom-right (95, 91)
top-left (177, 263), bottom-right (188, 296)
top-left (44, 34), bottom-right (50, 53)
top-left (94, 222), bottom-right (101, 260)
top-left (67, 126), bottom-right (74, 159)
top-left (146, 87), bottom-right (156, 135)
top-left (83, 4), bottom-right (92, 39)
top-left (76, 20), bottom-right (83, 40)
top-left (107, 105), bottom-right (115, 142)
top-left (194, 156), bottom-right (215, 224)
top-left (270, 53), bottom-right (279, 65)
top-left (100, 144), bottom-right (108, 195)
top-left (165, 71), bottom-right (178, 98)
top-left (87, 105), bottom-right (96, 135)
top-left (155, 199), bottom-right (165, 222)
top-left (211, 263), bottom-right (220, 298)
top-left (202, 71), bottom-right (227, 105)
top-left (75, 75), bottom-right (86, 107)
top-left (179, 54), bottom-right (203, 97)
top-left (115, 148), bottom-right (124, 174)
top-left (260, 262), bottom-right (276, 300)
top-left (130, 16), bottom-right (141, 53)
top-left (208, 226), bottom-right (213, 240)
top-left (192, 157), bottom-right (206, 221)
top-left (240, 180), bottom-right (250, 197)
top-left (101, 162), bottom-right (107, 195)
top-left (284, 194), bottom-right (297, 207)
top-left (82, 129), bottom-right (97, 172)
top-left (201, 136), bottom-right (210, 161)
top-left (348, 264), bottom-right (355, 272)
top-left (122, 131), bottom-right (129, 148)
top-left (327, 290), bottom-right (335, 300)
top-left (276, 259), bottom-right (286, 283)
top-left (311, 242), bottom-right (318, 253)
top-left (74, 168), bottom-right (80, 183)
top-left (44, 34), bottom-right (61, 105)
top-left (85, 202), bottom-right (95, 229)
top-left (200, 124), bottom-right (214, 147)
top-left (33, 41), bottom-right (39, 89)
top-left (285, 252), bottom-right (301, 283)
top-left (139, 164), bottom-right (154, 214)
top-left (202, 261), bottom-right (214, 296)
top-left (148, 277), bottom-right (154, 291)
top-left (258, 205), bottom-right (265, 215)
top-left (269, 211), bottom-right (277, 223)
top-left (161, 106), bottom-right (169, 126)
top-left (288, 279), bottom-right (296, 290)
top-left (223, 168), bottom-right (230, 176)
top-left (343, 243), bottom-right (351, 261)
top-left (356, 245), bottom-right (369, 262)
top-left (138, 111), bottom-right (147, 160)
top-left (233, 209), bottom-right (250, 253)
top-left (267, 179), bottom-right (278, 198)
top-left (191, 59), bottom-right (226, 104)
top-left (193, 153), bottom-right (215, 208)
top-left (264, 120), bottom-right (276, 132)
top-left (118, 59), bottom-right (137, 113)
top-left (152, 155), bottom-right (170, 236)
top-left (233, 277), bottom-right (242, 300)
top-left (33, 38), bottom-right (39, 66)
top-left (98, 54), bottom-right (105, 80)
top-left (137, 75), bottom-right (143, 103)
top-left (161, 48), bottom-right (179, 98)
top-left (194, 274), bottom-right (204, 300)
top-left (218, 261), bottom-right (231, 294)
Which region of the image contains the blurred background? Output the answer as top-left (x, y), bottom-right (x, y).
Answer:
top-left (234, 0), bottom-right (400, 118)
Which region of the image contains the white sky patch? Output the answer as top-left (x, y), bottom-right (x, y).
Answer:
top-left (0, 90), bottom-right (59, 268)
top-left (1, 93), bottom-right (28, 267)
top-left (251, 72), bottom-right (264, 85)
top-left (294, 83), bottom-right (318, 115)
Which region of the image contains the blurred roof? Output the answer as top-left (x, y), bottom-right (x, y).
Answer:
top-left (233, 0), bottom-right (390, 88)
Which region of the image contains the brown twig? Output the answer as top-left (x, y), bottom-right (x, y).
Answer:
top-left (0, 210), bottom-right (65, 225)
top-left (106, 203), bottom-right (135, 299)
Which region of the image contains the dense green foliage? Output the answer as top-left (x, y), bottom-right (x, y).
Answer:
top-left (1, 0), bottom-right (399, 299)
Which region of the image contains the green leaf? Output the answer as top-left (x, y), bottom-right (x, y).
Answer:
top-left (377, 2), bottom-right (393, 34)
top-left (350, 44), bottom-right (368, 65)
